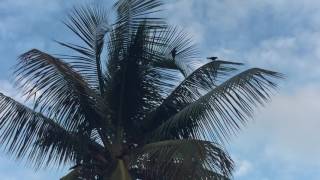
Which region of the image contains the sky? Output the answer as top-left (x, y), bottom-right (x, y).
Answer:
top-left (0, 0), bottom-right (320, 179)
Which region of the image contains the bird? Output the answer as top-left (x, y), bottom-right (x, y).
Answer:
top-left (207, 56), bottom-right (218, 61)
top-left (171, 47), bottom-right (177, 60)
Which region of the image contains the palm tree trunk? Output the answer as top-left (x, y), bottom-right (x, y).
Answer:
top-left (110, 159), bottom-right (132, 180)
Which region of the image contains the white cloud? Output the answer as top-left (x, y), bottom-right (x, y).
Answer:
top-left (165, 0), bottom-right (205, 44)
top-left (165, 0), bottom-right (320, 83)
top-left (0, 80), bottom-right (24, 103)
top-left (234, 159), bottom-right (253, 177)
top-left (164, 0), bottom-right (320, 91)
top-left (230, 84), bottom-right (320, 179)
top-left (258, 85), bottom-right (320, 163)
top-left (213, 31), bottom-right (320, 82)
top-left (164, 5), bottom-right (320, 176)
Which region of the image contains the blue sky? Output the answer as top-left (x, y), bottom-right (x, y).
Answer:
top-left (0, 0), bottom-right (320, 179)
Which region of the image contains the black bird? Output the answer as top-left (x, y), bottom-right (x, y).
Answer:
top-left (207, 56), bottom-right (218, 61)
top-left (171, 48), bottom-right (177, 60)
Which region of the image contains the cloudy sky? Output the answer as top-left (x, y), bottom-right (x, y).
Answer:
top-left (0, 0), bottom-right (319, 179)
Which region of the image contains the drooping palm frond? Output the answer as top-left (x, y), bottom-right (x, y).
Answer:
top-left (57, 6), bottom-right (110, 93)
top-left (143, 60), bottom-right (242, 135)
top-left (15, 49), bottom-right (110, 138)
top-left (152, 68), bottom-right (283, 142)
top-left (0, 93), bottom-right (104, 169)
top-left (129, 139), bottom-right (233, 179)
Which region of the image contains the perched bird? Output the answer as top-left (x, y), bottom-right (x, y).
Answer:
top-left (207, 56), bottom-right (218, 61)
top-left (171, 47), bottom-right (177, 60)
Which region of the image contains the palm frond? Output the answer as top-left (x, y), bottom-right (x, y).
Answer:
top-left (15, 49), bottom-right (110, 136)
top-left (105, 25), bottom-right (179, 96)
top-left (150, 26), bottom-right (199, 76)
top-left (152, 68), bottom-right (283, 143)
top-left (0, 93), bottom-right (103, 168)
top-left (0, 1), bottom-right (285, 179)
top-left (104, 24), bottom-right (178, 143)
top-left (143, 60), bottom-right (242, 135)
top-left (60, 168), bottom-right (82, 180)
top-left (130, 139), bottom-right (233, 179)
top-left (57, 5), bottom-right (110, 92)
top-left (62, 160), bottom-right (115, 180)
top-left (114, 0), bottom-right (165, 30)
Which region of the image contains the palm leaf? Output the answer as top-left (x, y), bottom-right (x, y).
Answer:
top-left (143, 60), bottom-right (242, 135)
top-left (0, 93), bottom-right (103, 168)
top-left (57, 5), bottom-right (110, 93)
top-left (104, 24), bottom-right (177, 144)
top-left (15, 49), bottom-right (111, 142)
top-left (152, 68), bottom-right (283, 142)
top-left (150, 26), bottom-right (199, 76)
top-left (60, 168), bottom-right (82, 180)
top-left (0, 1), bottom-right (284, 179)
top-left (130, 139), bottom-right (233, 179)
top-left (114, 0), bottom-right (165, 30)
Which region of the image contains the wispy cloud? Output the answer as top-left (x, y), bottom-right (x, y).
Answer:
top-left (234, 159), bottom-right (253, 177)
top-left (166, 0), bottom-right (320, 179)
top-left (230, 84), bottom-right (320, 179)
top-left (0, 0), bottom-right (320, 179)
top-left (0, 80), bottom-right (24, 103)
top-left (166, 0), bottom-right (320, 83)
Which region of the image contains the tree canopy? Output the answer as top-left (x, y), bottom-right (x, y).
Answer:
top-left (0, 0), bottom-right (282, 179)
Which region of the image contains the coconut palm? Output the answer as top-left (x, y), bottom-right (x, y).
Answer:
top-left (0, 0), bottom-right (282, 179)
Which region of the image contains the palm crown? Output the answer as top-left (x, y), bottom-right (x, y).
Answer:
top-left (0, 0), bottom-right (282, 179)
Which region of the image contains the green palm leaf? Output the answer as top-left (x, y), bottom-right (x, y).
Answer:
top-left (57, 5), bottom-right (110, 93)
top-left (114, 0), bottom-right (165, 31)
top-left (15, 49), bottom-right (111, 144)
top-left (0, 93), bottom-right (104, 168)
top-left (150, 26), bottom-right (199, 76)
top-left (0, 0), bottom-right (283, 179)
top-left (60, 168), bottom-right (82, 180)
top-left (130, 139), bottom-right (232, 179)
top-left (152, 68), bottom-right (283, 142)
top-left (144, 60), bottom-right (242, 135)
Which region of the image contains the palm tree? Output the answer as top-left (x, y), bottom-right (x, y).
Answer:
top-left (0, 0), bottom-right (282, 179)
